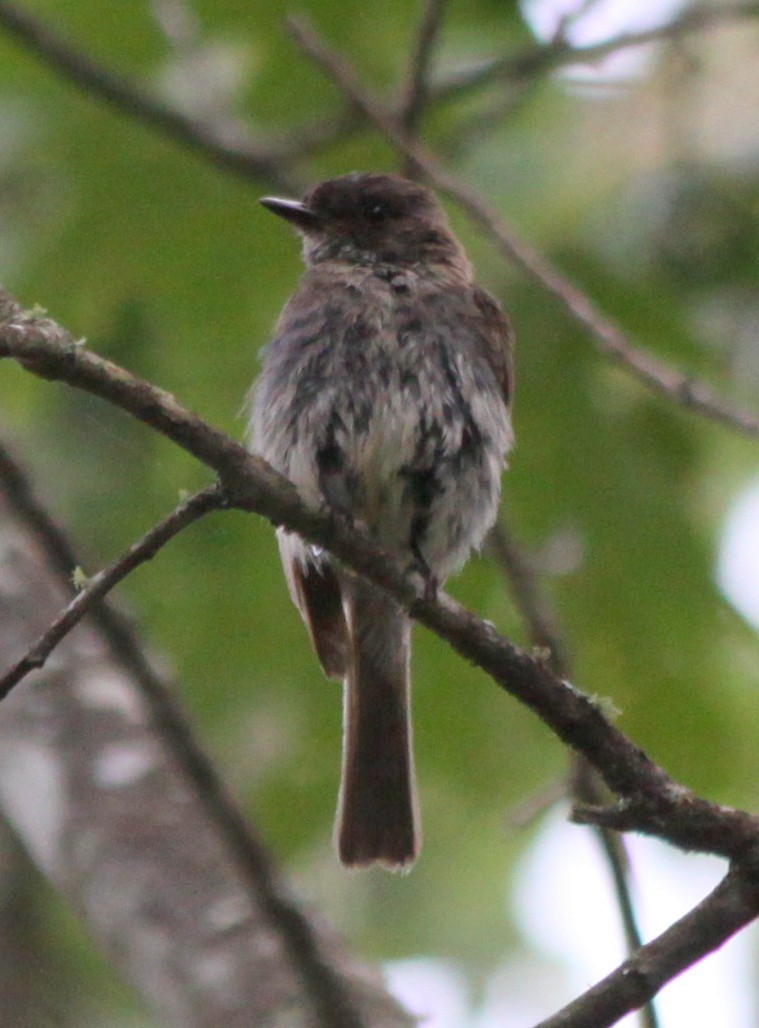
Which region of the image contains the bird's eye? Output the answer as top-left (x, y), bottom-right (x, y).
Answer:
top-left (365, 202), bottom-right (388, 223)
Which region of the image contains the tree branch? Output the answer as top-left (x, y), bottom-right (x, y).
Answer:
top-left (286, 13), bottom-right (759, 444)
top-left (0, 0), bottom-right (300, 190)
top-left (487, 520), bottom-right (571, 678)
top-left (403, 10), bottom-right (655, 1006)
top-left (0, 484), bottom-right (223, 698)
top-left (273, 0), bottom-right (759, 169)
top-left (398, 0), bottom-right (448, 133)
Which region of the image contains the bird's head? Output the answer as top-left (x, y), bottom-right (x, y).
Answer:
top-left (261, 172), bottom-right (464, 269)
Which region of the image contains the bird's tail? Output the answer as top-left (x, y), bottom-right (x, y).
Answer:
top-left (336, 577), bottom-right (419, 870)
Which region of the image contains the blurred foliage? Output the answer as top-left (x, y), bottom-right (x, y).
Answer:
top-left (0, 0), bottom-right (758, 1023)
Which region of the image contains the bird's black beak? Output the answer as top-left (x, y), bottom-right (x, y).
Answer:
top-left (260, 196), bottom-right (323, 232)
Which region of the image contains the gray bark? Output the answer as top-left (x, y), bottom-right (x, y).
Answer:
top-left (0, 498), bottom-right (413, 1027)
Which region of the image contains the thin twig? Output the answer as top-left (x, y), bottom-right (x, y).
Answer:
top-left (434, 1), bottom-right (759, 103)
top-left (398, 0), bottom-right (448, 178)
top-left (399, 0), bottom-right (448, 133)
top-left (405, 14), bottom-right (652, 1002)
top-left (552, 0), bottom-right (606, 42)
top-left (570, 760), bottom-right (662, 1028)
top-left (0, 0), bottom-right (299, 190)
top-left (0, 485), bottom-right (222, 698)
top-left (487, 520), bottom-right (571, 677)
top-left (287, 14), bottom-right (759, 444)
top-left (436, 0), bottom-right (604, 159)
top-left (0, 428), bottom-right (372, 1028)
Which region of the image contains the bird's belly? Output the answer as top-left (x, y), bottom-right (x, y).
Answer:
top-left (287, 373), bottom-right (509, 578)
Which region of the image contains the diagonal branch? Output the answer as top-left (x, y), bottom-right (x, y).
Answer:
top-left (398, 0), bottom-right (448, 133)
top-left (487, 520), bottom-right (571, 678)
top-left (0, 0), bottom-right (299, 190)
top-left (0, 484), bottom-right (223, 698)
top-left (286, 14), bottom-right (759, 444)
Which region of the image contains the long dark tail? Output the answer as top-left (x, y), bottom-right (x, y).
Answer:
top-left (336, 577), bottom-right (419, 870)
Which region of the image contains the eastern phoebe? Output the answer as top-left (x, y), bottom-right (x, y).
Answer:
top-left (250, 172), bottom-right (514, 869)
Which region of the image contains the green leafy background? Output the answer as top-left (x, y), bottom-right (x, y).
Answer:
top-left (0, 0), bottom-right (758, 1023)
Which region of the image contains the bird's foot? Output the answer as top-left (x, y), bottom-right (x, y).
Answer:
top-left (409, 546), bottom-right (439, 601)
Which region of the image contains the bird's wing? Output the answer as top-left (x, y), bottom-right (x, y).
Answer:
top-left (471, 285), bottom-right (515, 407)
top-left (278, 530), bottom-right (348, 680)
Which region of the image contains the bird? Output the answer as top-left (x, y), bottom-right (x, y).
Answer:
top-left (249, 172), bottom-right (514, 870)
